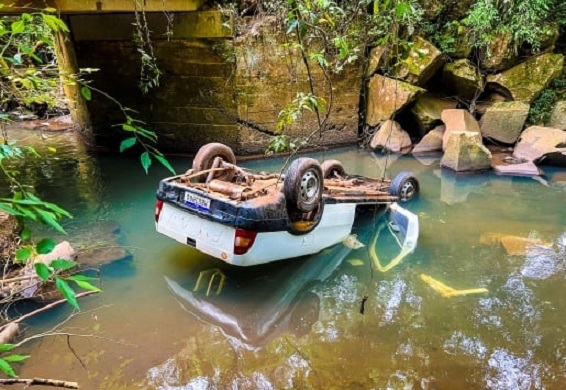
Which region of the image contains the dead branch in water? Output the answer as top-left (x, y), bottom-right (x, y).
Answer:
top-left (0, 377), bottom-right (79, 388)
top-left (0, 291), bottom-right (98, 333)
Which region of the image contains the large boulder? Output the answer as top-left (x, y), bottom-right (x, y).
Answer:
top-left (486, 53), bottom-right (564, 103)
top-left (410, 93), bottom-right (457, 134)
top-left (480, 32), bottom-right (517, 72)
top-left (369, 120), bottom-right (412, 153)
top-left (480, 101), bottom-right (530, 144)
top-left (513, 125), bottom-right (566, 165)
top-left (365, 46), bottom-right (387, 77)
top-left (412, 125), bottom-right (445, 154)
top-left (391, 37), bottom-right (444, 86)
top-left (441, 131), bottom-right (492, 172)
top-left (440, 59), bottom-right (483, 100)
top-left (548, 101), bottom-right (566, 130)
top-left (441, 109), bottom-right (481, 150)
top-left (366, 75), bottom-right (425, 126)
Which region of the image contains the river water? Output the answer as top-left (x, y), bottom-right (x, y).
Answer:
top-left (6, 128), bottom-right (566, 389)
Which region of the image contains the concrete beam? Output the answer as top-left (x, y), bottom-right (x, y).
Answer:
top-left (1, 0), bottom-right (206, 14)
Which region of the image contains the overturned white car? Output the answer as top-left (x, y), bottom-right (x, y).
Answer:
top-left (155, 143), bottom-right (419, 266)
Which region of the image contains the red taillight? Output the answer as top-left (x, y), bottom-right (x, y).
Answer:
top-left (155, 200), bottom-right (164, 223)
top-left (234, 229), bottom-right (257, 255)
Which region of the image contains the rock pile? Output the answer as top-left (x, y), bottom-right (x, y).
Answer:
top-left (365, 36), bottom-right (566, 176)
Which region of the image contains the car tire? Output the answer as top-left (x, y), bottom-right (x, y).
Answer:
top-left (284, 157), bottom-right (323, 213)
top-left (389, 171), bottom-right (419, 202)
top-left (192, 143), bottom-right (236, 183)
top-left (321, 159), bottom-right (346, 178)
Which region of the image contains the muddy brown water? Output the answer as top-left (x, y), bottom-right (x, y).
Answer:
top-left (4, 129), bottom-right (566, 389)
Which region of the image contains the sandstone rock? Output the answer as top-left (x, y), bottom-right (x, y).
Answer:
top-left (34, 241), bottom-right (76, 265)
top-left (391, 37), bottom-right (444, 86)
top-left (412, 125), bottom-right (445, 154)
top-left (365, 46), bottom-right (387, 77)
top-left (77, 246), bottom-right (131, 268)
top-left (369, 120), bottom-right (412, 153)
top-left (493, 161), bottom-right (541, 177)
top-left (441, 131), bottom-right (492, 172)
top-left (366, 75), bottom-right (425, 126)
top-left (480, 101), bottom-right (530, 144)
top-left (500, 236), bottom-right (545, 256)
top-left (480, 32), bottom-right (517, 72)
top-left (487, 53), bottom-right (564, 103)
top-left (513, 125), bottom-right (566, 163)
top-left (411, 93), bottom-right (456, 134)
top-left (441, 109), bottom-right (481, 150)
top-left (474, 92), bottom-right (508, 116)
top-left (440, 59), bottom-right (483, 100)
top-left (548, 101), bottom-right (566, 130)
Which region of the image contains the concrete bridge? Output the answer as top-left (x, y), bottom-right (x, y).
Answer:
top-left (3, 1), bottom-right (362, 155)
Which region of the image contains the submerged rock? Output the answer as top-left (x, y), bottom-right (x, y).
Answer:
top-left (441, 131), bottom-right (492, 172)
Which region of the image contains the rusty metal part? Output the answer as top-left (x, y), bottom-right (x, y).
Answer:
top-left (207, 180), bottom-right (254, 200)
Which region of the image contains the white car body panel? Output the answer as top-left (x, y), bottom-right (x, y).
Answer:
top-left (156, 202), bottom-right (357, 266)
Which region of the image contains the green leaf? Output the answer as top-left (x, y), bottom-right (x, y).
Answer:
top-left (0, 358), bottom-right (16, 378)
top-left (70, 279), bottom-right (101, 292)
top-left (20, 227), bottom-right (31, 241)
top-left (15, 247), bottom-right (33, 262)
top-left (44, 7), bottom-right (57, 13)
top-left (55, 277), bottom-right (79, 310)
top-left (34, 263), bottom-right (52, 282)
top-left (122, 124), bottom-right (136, 132)
top-left (34, 208), bottom-right (66, 234)
top-left (0, 344), bottom-right (15, 352)
top-left (0, 203), bottom-right (22, 216)
top-left (50, 259), bottom-right (77, 271)
top-left (80, 86), bottom-right (91, 101)
top-left (11, 20), bottom-right (25, 34)
top-left (154, 154), bottom-right (176, 175)
top-left (119, 137), bottom-right (137, 153)
top-left (47, 146), bottom-right (57, 153)
top-left (67, 274), bottom-right (97, 282)
top-left (3, 354), bottom-right (29, 363)
top-left (36, 238), bottom-right (55, 254)
top-left (140, 152), bottom-right (152, 174)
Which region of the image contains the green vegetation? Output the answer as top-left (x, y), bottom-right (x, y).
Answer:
top-left (527, 77), bottom-right (566, 125)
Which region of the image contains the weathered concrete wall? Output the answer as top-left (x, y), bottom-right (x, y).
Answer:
top-left (69, 11), bottom-right (362, 155)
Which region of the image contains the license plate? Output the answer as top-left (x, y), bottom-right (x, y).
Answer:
top-left (184, 192), bottom-right (211, 212)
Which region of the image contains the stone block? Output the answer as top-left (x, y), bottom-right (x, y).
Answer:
top-left (487, 53), bottom-right (564, 103)
top-left (441, 131), bottom-right (492, 172)
top-left (480, 101), bottom-right (529, 144)
top-left (441, 109), bottom-right (481, 150)
top-left (548, 101), bottom-right (566, 130)
top-left (366, 75), bottom-right (425, 126)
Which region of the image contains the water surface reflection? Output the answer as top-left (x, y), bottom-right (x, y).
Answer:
top-left (6, 130), bottom-right (566, 389)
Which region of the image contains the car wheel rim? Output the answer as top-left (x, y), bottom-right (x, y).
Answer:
top-left (300, 170), bottom-right (319, 204)
top-left (400, 181), bottom-right (415, 200)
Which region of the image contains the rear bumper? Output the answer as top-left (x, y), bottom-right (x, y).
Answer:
top-left (156, 202), bottom-right (357, 266)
